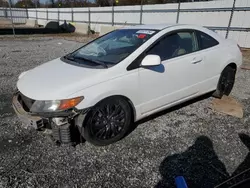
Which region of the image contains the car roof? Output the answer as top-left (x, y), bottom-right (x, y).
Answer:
top-left (119, 23), bottom-right (223, 42)
top-left (121, 23), bottom-right (177, 30)
top-left (121, 23), bottom-right (207, 31)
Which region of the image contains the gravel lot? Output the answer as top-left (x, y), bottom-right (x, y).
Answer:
top-left (0, 37), bottom-right (250, 188)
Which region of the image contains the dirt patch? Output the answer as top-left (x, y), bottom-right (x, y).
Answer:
top-left (239, 49), bottom-right (250, 70)
top-left (211, 95), bottom-right (244, 118)
top-left (242, 49), bottom-right (250, 58)
top-left (242, 49), bottom-right (250, 64)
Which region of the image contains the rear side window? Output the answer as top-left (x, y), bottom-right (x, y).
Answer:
top-left (198, 31), bottom-right (219, 50)
top-left (147, 31), bottom-right (198, 61)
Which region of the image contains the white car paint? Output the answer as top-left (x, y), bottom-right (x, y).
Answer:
top-left (141, 55), bottom-right (161, 67)
top-left (17, 24), bottom-right (242, 121)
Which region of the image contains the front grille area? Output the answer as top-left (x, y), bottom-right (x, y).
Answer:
top-left (18, 93), bottom-right (35, 112)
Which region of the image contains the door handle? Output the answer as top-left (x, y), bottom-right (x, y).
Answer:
top-left (191, 58), bottom-right (203, 64)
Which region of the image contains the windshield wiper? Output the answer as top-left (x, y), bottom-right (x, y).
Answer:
top-left (64, 54), bottom-right (75, 61)
top-left (75, 56), bottom-right (108, 68)
top-left (70, 55), bottom-right (109, 68)
top-left (64, 54), bottom-right (108, 68)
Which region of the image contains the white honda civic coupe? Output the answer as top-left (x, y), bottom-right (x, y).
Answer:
top-left (13, 24), bottom-right (242, 146)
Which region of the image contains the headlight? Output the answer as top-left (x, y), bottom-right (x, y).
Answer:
top-left (30, 96), bottom-right (84, 113)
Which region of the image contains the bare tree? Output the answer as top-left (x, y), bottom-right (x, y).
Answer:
top-left (0, 0), bottom-right (9, 7)
top-left (96, 0), bottom-right (114, 6)
top-left (14, 0), bottom-right (35, 8)
top-left (96, 0), bottom-right (210, 6)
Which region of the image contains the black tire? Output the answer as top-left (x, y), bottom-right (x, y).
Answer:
top-left (80, 97), bottom-right (132, 146)
top-left (213, 66), bottom-right (236, 98)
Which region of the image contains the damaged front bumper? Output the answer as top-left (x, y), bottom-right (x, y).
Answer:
top-left (12, 91), bottom-right (89, 144)
top-left (12, 92), bottom-right (46, 129)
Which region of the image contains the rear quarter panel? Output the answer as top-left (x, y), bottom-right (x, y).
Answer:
top-left (199, 27), bottom-right (242, 75)
top-left (218, 40), bottom-right (243, 72)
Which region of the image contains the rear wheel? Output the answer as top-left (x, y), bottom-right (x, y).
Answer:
top-left (213, 66), bottom-right (236, 98)
top-left (81, 97), bottom-right (132, 146)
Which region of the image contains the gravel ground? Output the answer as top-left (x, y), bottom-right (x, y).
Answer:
top-left (0, 37), bottom-right (250, 188)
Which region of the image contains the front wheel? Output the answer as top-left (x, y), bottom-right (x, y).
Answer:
top-left (81, 97), bottom-right (132, 146)
top-left (213, 66), bottom-right (236, 98)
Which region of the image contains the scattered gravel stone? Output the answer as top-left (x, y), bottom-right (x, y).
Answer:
top-left (0, 37), bottom-right (250, 187)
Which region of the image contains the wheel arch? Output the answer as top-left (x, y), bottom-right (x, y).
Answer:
top-left (93, 95), bottom-right (136, 122)
top-left (213, 62), bottom-right (237, 98)
top-left (226, 62), bottom-right (237, 72)
top-left (220, 61), bottom-right (237, 75)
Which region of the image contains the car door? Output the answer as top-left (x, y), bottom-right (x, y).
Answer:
top-left (138, 30), bottom-right (205, 114)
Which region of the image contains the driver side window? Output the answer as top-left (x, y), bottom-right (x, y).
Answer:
top-left (147, 31), bottom-right (199, 61)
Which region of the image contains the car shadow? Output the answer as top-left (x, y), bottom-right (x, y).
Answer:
top-left (155, 135), bottom-right (230, 188)
top-left (126, 91), bottom-right (214, 137)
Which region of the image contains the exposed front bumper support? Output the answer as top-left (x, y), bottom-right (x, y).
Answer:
top-left (12, 93), bottom-right (44, 129)
top-left (12, 91), bottom-right (90, 145)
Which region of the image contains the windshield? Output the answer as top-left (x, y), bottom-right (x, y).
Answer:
top-left (67, 29), bottom-right (158, 67)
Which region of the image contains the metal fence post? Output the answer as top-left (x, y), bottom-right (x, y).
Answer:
top-left (88, 8), bottom-right (91, 35)
top-left (46, 9), bottom-right (48, 21)
top-left (4, 8), bottom-right (7, 18)
top-left (36, 9), bottom-right (38, 20)
top-left (71, 8), bottom-right (74, 22)
top-left (8, 0), bottom-right (15, 37)
top-left (26, 7), bottom-right (29, 19)
top-left (112, 5), bottom-right (114, 26)
top-left (58, 9), bottom-right (60, 22)
top-left (176, 0), bottom-right (181, 23)
top-left (140, 1), bottom-right (143, 25)
top-left (226, 0), bottom-right (236, 39)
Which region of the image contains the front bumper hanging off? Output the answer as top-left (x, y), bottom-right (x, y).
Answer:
top-left (12, 92), bottom-right (45, 129)
top-left (12, 91), bottom-right (88, 145)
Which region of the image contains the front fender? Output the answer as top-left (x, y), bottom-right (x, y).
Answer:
top-left (68, 71), bottom-right (140, 115)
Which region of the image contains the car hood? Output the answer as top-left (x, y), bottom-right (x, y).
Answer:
top-left (17, 58), bottom-right (108, 100)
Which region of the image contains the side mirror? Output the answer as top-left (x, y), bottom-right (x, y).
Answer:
top-left (141, 55), bottom-right (161, 67)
